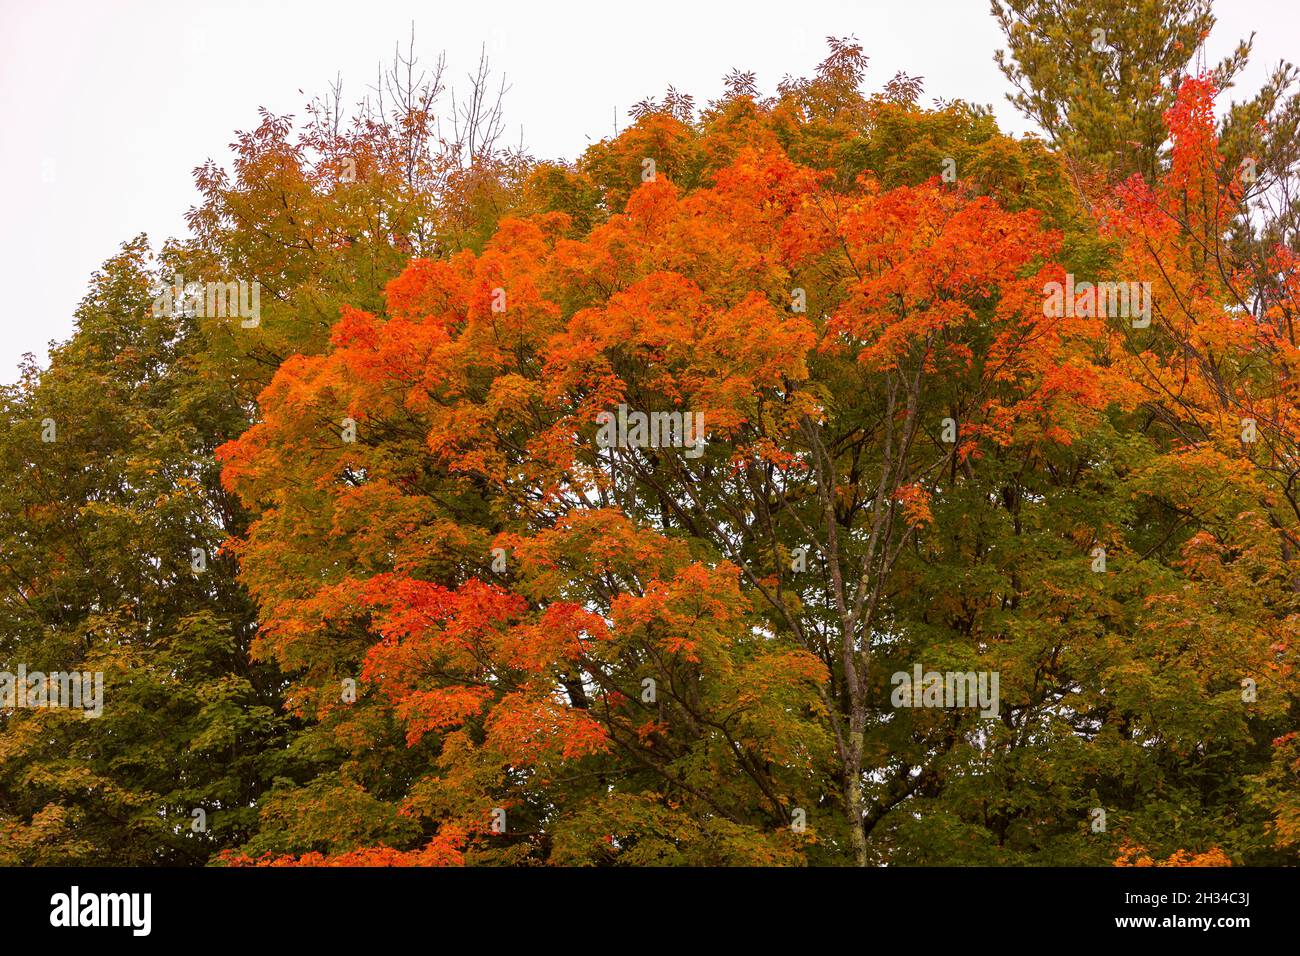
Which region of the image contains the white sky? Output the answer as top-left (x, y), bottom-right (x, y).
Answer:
top-left (1, 0), bottom-right (1295, 380)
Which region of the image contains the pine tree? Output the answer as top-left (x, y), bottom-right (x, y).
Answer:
top-left (991, 0), bottom-right (1250, 182)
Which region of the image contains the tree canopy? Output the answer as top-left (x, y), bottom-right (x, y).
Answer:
top-left (4, 8), bottom-right (1300, 867)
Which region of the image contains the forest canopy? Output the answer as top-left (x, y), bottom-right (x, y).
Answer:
top-left (3, 2), bottom-right (1300, 867)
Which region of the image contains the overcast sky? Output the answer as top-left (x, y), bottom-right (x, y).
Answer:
top-left (1, 0), bottom-right (1295, 380)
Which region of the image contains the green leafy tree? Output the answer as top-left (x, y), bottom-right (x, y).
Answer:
top-left (0, 237), bottom-right (290, 864)
top-left (992, 0), bottom-right (1251, 181)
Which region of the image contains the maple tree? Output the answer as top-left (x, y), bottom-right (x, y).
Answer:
top-left (1, 43), bottom-right (531, 865)
top-left (214, 46), bottom-right (1299, 865)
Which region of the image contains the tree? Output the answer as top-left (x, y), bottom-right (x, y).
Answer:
top-left (992, 0), bottom-right (1251, 182)
top-left (0, 38), bottom-right (530, 865)
top-left (0, 238), bottom-right (288, 864)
